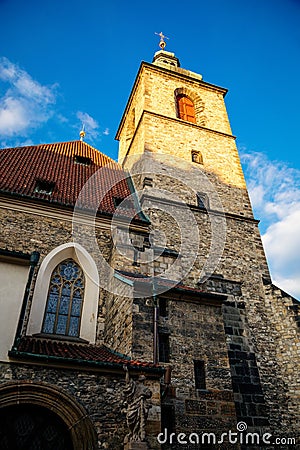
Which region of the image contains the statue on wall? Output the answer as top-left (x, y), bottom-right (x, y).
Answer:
top-left (123, 365), bottom-right (152, 444)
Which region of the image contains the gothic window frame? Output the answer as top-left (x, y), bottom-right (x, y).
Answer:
top-left (28, 243), bottom-right (99, 343)
top-left (42, 259), bottom-right (85, 338)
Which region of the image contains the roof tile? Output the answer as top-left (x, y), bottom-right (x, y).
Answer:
top-left (14, 336), bottom-right (160, 371)
top-left (0, 140), bottom-right (146, 221)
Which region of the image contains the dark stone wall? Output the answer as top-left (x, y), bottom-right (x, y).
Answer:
top-left (0, 362), bottom-right (160, 450)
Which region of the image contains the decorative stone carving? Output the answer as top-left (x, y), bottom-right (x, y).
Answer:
top-left (123, 365), bottom-right (152, 445)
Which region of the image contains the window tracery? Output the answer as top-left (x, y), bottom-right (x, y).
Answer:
top-left (42, 259), bottom-right (85, 337)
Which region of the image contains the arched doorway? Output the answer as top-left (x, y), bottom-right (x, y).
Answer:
top-left (0, 381), bottom-right (97, 450)
top-left (0, 404), bottom-right (73, 450)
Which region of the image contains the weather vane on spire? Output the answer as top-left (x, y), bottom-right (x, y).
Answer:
top-left (155, 31), bottom-right (169, 50)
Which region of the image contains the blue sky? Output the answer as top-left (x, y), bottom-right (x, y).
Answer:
top-left (1, 0), bottom-right (300, 298)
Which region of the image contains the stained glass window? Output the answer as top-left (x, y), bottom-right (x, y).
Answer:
top-left (42, 259), bottom-right (85, 337)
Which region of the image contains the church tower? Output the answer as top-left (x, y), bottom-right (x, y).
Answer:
top-left (114, 42), bottom-right (300, 444)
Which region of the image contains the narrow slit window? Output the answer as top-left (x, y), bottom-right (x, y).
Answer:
top-left (161, 404), bottom-right (176, 434)
top-left (194, 360), bottom-right (206, 390)
top-left (159, 298), bottom-right (168, 317)
top-left (159, 333), bottom-right (170, 363)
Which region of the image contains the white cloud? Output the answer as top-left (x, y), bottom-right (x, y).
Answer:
top-left (241, 150), bottom-right (300, 299)
top-left (76, 111), bottom-right (100, 141)
top-left (103, 128), bottom-right (110, 136)
top-left (0, 57), bottom-right (56, 138)
top-left (272, 275), bottom-right (300, 298)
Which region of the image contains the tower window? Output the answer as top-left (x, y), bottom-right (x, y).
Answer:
top-left (34, 180), bottom-right (55, 195)
top-left (194, 360), bottom-right (206, 390)
top-left (197, 192), bottom-right (209, 209)
top-left (191, 150), bottom-right (203, 164)
top-left (176, 95), bottom-right (196, 123)
top-left (42, 259), bottom-right (85, 338)
top-left (159, 333), bottom-right (170, 362)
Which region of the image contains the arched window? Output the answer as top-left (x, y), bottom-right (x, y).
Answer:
top-left (176, 95), bottom-right (196, 123)
top-left (42, 259), bottom-right (85, 337)
top-left (28, 243), bottom-right (99, 343)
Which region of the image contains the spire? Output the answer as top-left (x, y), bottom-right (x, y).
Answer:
top-left (153, 32), bottom-right (180, 69)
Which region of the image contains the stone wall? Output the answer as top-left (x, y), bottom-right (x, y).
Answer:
top-left (130, 292), bottom-right (237, 448)
top-left (262, 283), bottom-right (300, 436)
top-left (0, 362), bottom-right (161, 449)
top-left (0, 205), bottom-right (112, 346)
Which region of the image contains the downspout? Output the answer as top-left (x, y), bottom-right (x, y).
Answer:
top-left (12, 251), bottom-right (40, 350)
top-left (153, 277), bottom-right (159, 365)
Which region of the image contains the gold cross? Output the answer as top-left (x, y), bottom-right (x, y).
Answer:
top-left (155, 31), bottom-right (169, 50)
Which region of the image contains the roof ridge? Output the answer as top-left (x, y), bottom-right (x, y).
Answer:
top-left (0, 140), bottom-right (117, 165)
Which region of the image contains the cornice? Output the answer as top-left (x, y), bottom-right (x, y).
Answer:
top-left (0, 195), bottom-right (149, 233)
top-left (122, 109), bottom-right (236, 166)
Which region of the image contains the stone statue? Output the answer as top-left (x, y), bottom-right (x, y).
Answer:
top-left (123, 365), bottom-right (152, 444)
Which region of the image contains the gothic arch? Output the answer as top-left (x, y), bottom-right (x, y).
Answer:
top-left (174, 87), bottom-right (207, 126)
top-left (28, 243), bottom-right (99, 343)
top-left (0, 381), bottom-right (97, 450)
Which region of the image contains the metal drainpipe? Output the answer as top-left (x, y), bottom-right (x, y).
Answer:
top-left (13, 251), bottom-right (40, 350)
top-left (153, 298), bottom-right (159, 365)
top-left (153, 274), bottom-right (159, 365)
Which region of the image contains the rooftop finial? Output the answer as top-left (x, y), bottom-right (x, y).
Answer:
top-left (79, 124), bottom-right (86, 141)
top-left (155, 31), bottom-right (169, 50)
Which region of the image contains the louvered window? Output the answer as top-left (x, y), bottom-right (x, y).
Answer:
top-left (42, 259), bottom-right (85, 337)
top-left (177, 95), bottom-right (196, 123)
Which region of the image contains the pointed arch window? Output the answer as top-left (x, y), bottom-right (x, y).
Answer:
top-left (42, 259), bottom-right (85, 337)
top-left (176, 95), bottom-right (196, 123)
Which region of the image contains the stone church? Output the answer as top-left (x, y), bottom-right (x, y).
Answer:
top-left (0, 42), bottom-right (299, 449)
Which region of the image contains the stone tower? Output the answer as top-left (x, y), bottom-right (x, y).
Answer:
top-left (114, 48), bottom-right (300, 444)
top-left (0, 47), bottom-right (298, 449)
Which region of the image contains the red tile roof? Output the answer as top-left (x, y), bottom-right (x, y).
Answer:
top-left (0, 140), bottom-right (147, 222)
top-left (10, 336), bottom-right (162, 374)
